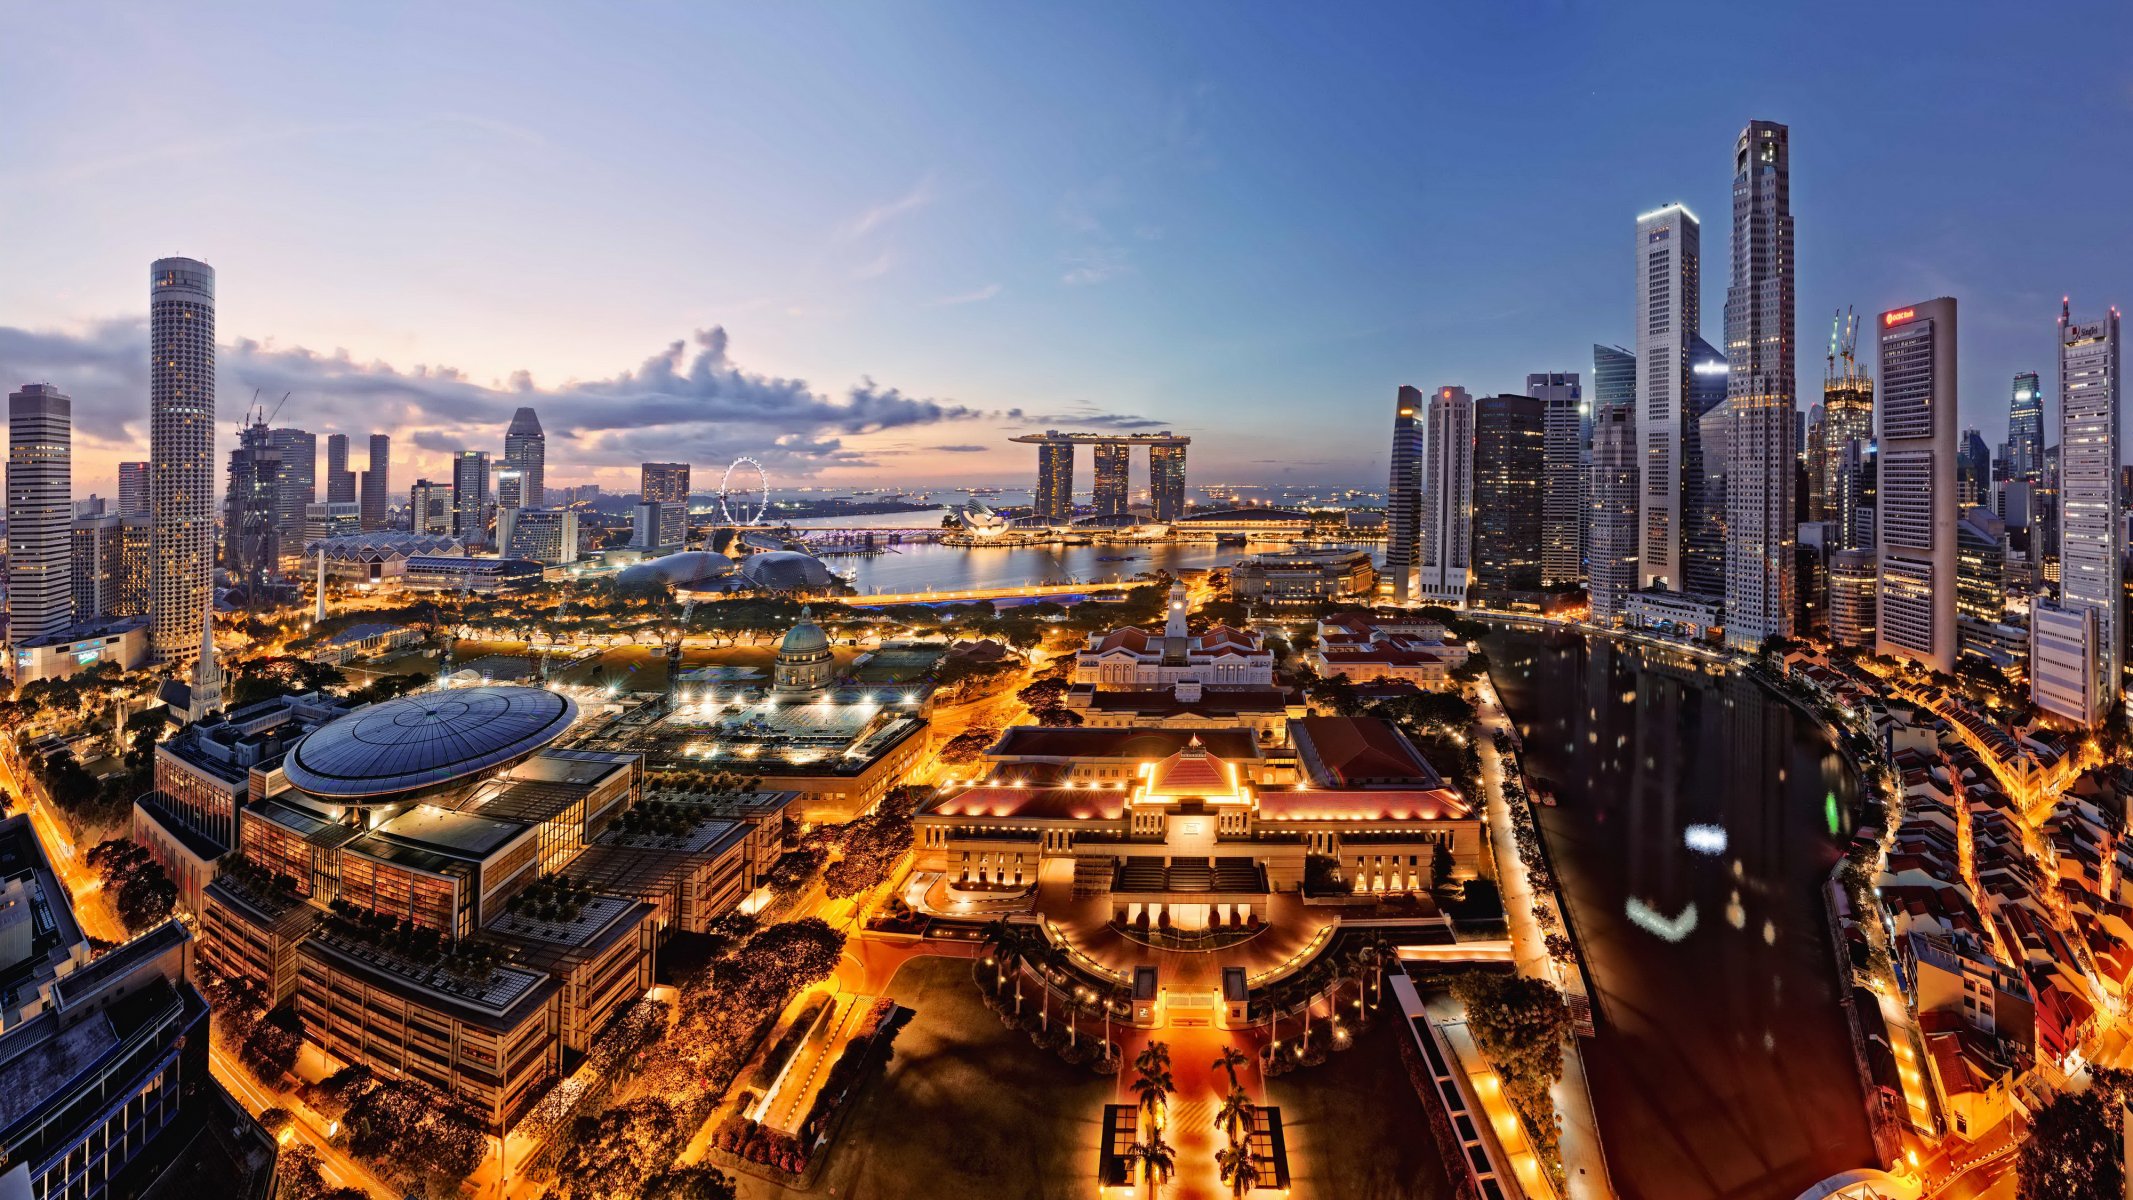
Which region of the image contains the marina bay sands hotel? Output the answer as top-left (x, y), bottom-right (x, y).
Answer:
top-left (1010, 430), bottom-right (1189, 525)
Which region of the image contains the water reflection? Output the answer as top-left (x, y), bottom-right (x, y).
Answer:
top-left (1485, 630), bottom-right (1870, 1200)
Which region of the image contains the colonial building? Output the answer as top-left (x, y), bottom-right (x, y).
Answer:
top-left (1073, 582), bottom-right (1273, 689)
top-left (1308, 611), bottom-right (1470, 688)
top-left (773, 607), bottom-right (835, 692)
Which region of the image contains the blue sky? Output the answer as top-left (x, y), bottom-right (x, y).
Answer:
top-left (2, 2), bottom-right (2127, 496)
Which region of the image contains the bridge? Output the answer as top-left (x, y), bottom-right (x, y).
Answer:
top-left (837, 578), bottom-right (1148, 607)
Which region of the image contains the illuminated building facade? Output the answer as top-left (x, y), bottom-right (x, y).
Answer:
top-left (1530, 372), bottom-right (1585, 587)
top-left (1418, 386), bottom-right (1473, 606)
top-left (1634, 204), bottom-right (1699, 591)
top-left (1722, 119), bottom-right (1797, 651)
top-left (150, 257), bottom-right (216, 667)
top-left (1876, 299), bottom-right (1959, 674)
top-left (1384, 385), bottom-right (1424, 601)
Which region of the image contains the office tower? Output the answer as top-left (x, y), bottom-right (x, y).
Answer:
top-left (1956, 507), bottom-right (2011, 664)
top-left (222, 420), bottom-right (281, 594)
top-left (117, 461), bottom-right (149, 517)
top-left (1092, 440), bottom-right (1131, 518)
top-left (1592, 345), bottom-right (1636, 416)
top-left (1797, 517), bottom-right (1832, 634)
top-left (1384, 386), bottom-right (1425, 601)
top-left (115, 514), bottom-right (151, 617)
top-left (303, 501), bottom-right (361, 546)
top-left (359, 434), bottom-right (390, 531)
top-left (504, 407), bottom-right (546, 507)
top-left (71, 513), bottom-right (124, 621)
top-left (1588, 393), bottom-right (1640, 623)
top-left (9, 384), bottom-right (73, 658)
top-left (452, 451), bottom-right (491, 544)
top-left (2034, 301), bottom-right (2122, 725)
top-left (1722, 119), bottom-right (1797, 651)
top-left (1821, 314), bottom-right (1875, 549)
top-left (633, 501), bottom-right (686, 550)
top-left (2008, 373), bottom-right (2044, 483)
top-left (1957, 428), bottom-right (1991, 508)
top-left (1876, 299), bottom-right (1959, 674)
top-left (1149, 441), bottom-right (1186, 523)
top-left (497, 467), bottom-right (525, 512)
top-left (268, 427), bottom-right (316, 561)
top-left (1528, 373), bottom-right (1584, 587)
top-left (150, 257), bottom-right (215, 666)
top-left (1682, 335), bottom-right (1729, 598)
top-left (1803, 404), bottom-right (1826, 520)
top-left (1034, 441), bottom-right (1073, 525)
top-left (1635, 203), bottom-right (1700, 591)
top-left (504, 508), bottom-right (580, 564)
top-left (1829, 548), bottom-right (1877, 647)
top-left (641, 462), bottom-right (690, 505)
top-left (409, 480), bottom-right (454, 535)
top-left (1418, 387), bottom-right (1474, 606)
top-left (1470, 394), bottom-right (1543, 601)
top-left (325, 433), bottom-right (355, 503)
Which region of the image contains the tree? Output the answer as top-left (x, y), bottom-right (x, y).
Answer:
top-left (1211, 1045), bottom-right (1248, 1092)
top-left (1215, 1143), bottom-right (1261, 1199)
top-left (1449, 971), bottom-right (1571, 1161)
top-left (1131, 1046), bottom-right (1175, 1125)
top-left (84, 839), bottom-right (177, 933)
top-left (2019, 1068), bottom-right (2132, 1200)
top-left (1214, 1085), bottom-right (1255, 1146)
top-left (1126, 1131), bottom-right (1176, 1200)
top-left (640, 1165), bottom-right (738, 1200)
top-left (1430, 842), bottom-right (1455, 891)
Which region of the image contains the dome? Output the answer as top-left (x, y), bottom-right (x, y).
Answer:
top-left (779, 607), bottom-right (831, 658)
top-left (282, 685), bottom-right (579, 801)
top-left (740, 550), bottom-right (837, 591)
top-left (617, 551), bottom-right (737, 589)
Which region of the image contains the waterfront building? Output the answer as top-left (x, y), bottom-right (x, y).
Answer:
top-left (1149, 441), bottom-right (1187, 523)
top-left (504, 406), bottom-right (546, 507)
top-left (1470, 393), bottom-right (1544, 603)
top-left (640, 462), bottom-right (690, 505)
top-left (2034, 301), bottom-right (2121, 726)
top-left (1876, 298), bottom-right (1959, 675)
top-left (1308, 611), bottom-right (1470, 689)
top-left (117, 460), bottom-right (149, 517)
top-left (1624, 587), bottom-right (1725, 641)
top-left (360, 433), bottom-right (391, 531)
top-left (1034, 440), bottom-right (1073, 524)
top-left (1382, 385), bottom-right (1425, 601)
top-left (1722, 119), bottom-right (1797, 652)
top-left (1634, 203), bottom-right (1700, 591)
top-left (1230, 547), bottom-right (1377, 607)
top-left (1829, 547), bottom-right (1878, 648)
top-left (151, 257), bottom-right (216, 667)
top-left (501, 507), bottom-right (580, 565)
top-left (1074, 581), bottom-right (1275, 689)
top-left (325, 433), bottom-right (355, 504)
top-left (1529, 372), bottom-right (1585, 587)
top-left (2008, 373), bottom-right (2044, 483)
top-left (453, 450), bottom-right (491, 545)
top-left (1012, 432), bottom-right (1190, 527)
top-left (8, 384), bottom-right (73, 664)
top-left (1587, 387), bottom-right (1640, 624)
top-left (1418, 387), bottom-right (1474, 606)
top-left (1093, 439), bottom-right (1131, 518)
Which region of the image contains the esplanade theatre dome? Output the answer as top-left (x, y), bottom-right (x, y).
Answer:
top-left (281, 685), bottom-right (578, 807)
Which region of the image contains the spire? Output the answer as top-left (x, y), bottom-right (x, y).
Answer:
top-left (313, 547), bottom-right (328, 624)
top-left (191, 605), bottom-right (223, 719)
top-left (1164, 581), bottom-right (1188, 640)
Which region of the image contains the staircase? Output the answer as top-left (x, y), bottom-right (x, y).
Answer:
top-left (1073, 856), bottom-right (1115, 898)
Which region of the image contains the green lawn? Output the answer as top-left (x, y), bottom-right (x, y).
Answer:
top-left (735, 954), bottom-right (1111, 1200)
top-left (1265, 1018), bottom-right (1460, 1200)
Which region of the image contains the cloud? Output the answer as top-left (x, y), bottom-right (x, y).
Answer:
top-left (931, 283), bottom-right (1003, 307)
top-left (1003, 407), bottom-right (1173, 431)
top-left (839, 175), bottom-right (938, 241)
top-left (0, 320), bottom-right (983, 479)
top-left (931, 444), bottom-right (990, 453)
top-left (1061, 246), bottom-right (1132, 286)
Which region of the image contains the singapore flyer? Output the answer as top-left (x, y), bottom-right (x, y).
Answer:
top-left (720, 456), bottom-right (769, 525)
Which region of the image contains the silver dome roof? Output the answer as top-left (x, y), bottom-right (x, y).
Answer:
top-left (282, 685), bottom-right (577, 800)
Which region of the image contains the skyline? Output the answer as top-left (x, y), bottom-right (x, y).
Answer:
top-left (2, 3), bottom-right (2131, 496)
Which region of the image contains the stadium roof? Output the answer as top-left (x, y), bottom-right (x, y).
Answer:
top-left (283, 686), bottom-right (578, 800)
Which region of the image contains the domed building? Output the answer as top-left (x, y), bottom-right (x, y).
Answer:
top-left (739, 550), bottom-right (838, 592)
top-left (615, 550), bottom-right (737, 591)
top-left (773, 607), bottom-right (835, 692)
top-left (279, 684), bottom-right (580, 816)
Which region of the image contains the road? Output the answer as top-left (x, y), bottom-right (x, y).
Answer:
top-left (212, 1043), bottom-right (396, 1199)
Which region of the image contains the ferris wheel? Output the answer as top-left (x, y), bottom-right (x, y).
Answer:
top-left (720, 456), bottom-right (769, 525)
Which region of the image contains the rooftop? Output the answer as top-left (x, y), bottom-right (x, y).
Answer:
top-left (283, 685), bottom-right (578, 799)
top-left (360, 803), bottom-right (529, 861)
top-left (925, 785), bottom-right (1130, 823)
top-left (988, 726), bottom-right (1263, 763)
top-left (1291, 716), bottom-right (1443, 789)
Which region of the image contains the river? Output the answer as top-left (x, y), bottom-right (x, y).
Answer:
top-left (1482, 628), bottom-right (1871, 1200)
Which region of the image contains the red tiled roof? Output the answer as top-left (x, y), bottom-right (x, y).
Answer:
top-left (989, 726), bottom-right (1263, 763)
top-left (925, 786), bottom-right (1127, 822)
top-left (1258, 788), bottom-right (1470, 822)
top-left (1148, 740), bottom-right (1232, 793)
top-left (1291, 716), bottom-right (1441, 787)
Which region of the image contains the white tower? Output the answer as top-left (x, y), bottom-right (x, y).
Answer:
top-left (1875, 299), bottom-right (1959, 675)
top-left (8, 384), bottom-right (73, 662)
top-left (1635, 204), bottom-right (1700, 591)
top-left (150, 258), bottom-right (216, 666)
top-left (1418, 387), bottom-right (1474, 606)
top-left (2035, 301), bottom-right (2122, 725)
top-left (1722, 120), bottom-right (1798, 650)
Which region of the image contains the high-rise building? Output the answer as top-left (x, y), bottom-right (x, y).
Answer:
top-left (1957, 428), bottom-right (1992, 508)
top-left (1092, 441), bottom-right (1131, 518)
top-left (1418, 387), bottom-right (1474, 606)
top-left (1635, 204), bottom-right (1700, 592)
top-left (9, 384), bottom-right (74, 659)
top-left (1149, 441), bottom-right (1186, 523)
top-left (1588, 391), bottom-right (1641, 624)
top-left (150, 257), bottom-right (216, 666)
top-left (1721, 119), bottom-right (1797, 651)
top-left (1529, 373), bottom-right (1584, 587)
top-left (1876, 299), bottom-right (1959, 675)
top-left (504, 407), bottom-right (546, 507)
top-left (1820, 320), bottom-right (1875, 550)
top-left (360, 434), bottom-right (390, 531)
top-left (1683, 335), bottom-right (1730, 599)
top-left (453, 451), bottom-right (491, 545)
top-left (1384, 386), bottom-right (1425, 602)
top-left (325, 433), bottom-right (355, 504)
top-left (117, 461), bottom-right (150, 517)
top-left (302, 501), bottom-right (361, 546)
top-left (116, 514), bottom-right (151, 618)
top-left (2008, 373), bottom-right (2045, 483)
top-left (71, 513), bottom-right (125, 621)
top-left (1471, 394), bottom-right (1545, 602)
top-left (641, 462), bottom-right (690, 505)
top-left (222, 420), bottom-right (282, 593)
top-left (409, 480), bottom-right (454, 534)
top-left (633, 501), bottom-right (686, 550)
top-left (268, 427), bottom-right (316, 564)
top-left (2034, 301), bottom-right (2121, 725)
top-left (1956, 507), bottom-right (2011, 664)
top-left (1829, 547), bottom-right (1878, 648)
top-left (504, 508), bottom-right (580, 564)
top-left (1034, 442), bottom-right (1073, 525)
top-left (496, 467), bottom-right (526, 512)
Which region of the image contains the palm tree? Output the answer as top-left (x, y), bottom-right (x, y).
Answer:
top-left (1103, 984), bottom-right (1128, 1060)
top-left (1215, 1085), bottom-right (1256, 1147)
top-left (1212, 1044), bottom-right (1249, 1092)
top-left (1135, 1040), bottom-right (1173, 1076)
top-left (1215, 1143), bottom-right (1261, 1198)
top-left (1127, 1131), bottom-right (1177, 1200)
top-left (979, 918), bottom-right (1014, 991)
top-left (1372, 937), bottom-right (1393, 1007)
top-left (1131, 1060), bottom-right (1175, 1128)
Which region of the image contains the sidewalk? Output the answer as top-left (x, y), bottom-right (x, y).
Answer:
top-left (1474, 679), bottom-right (1615, 1200)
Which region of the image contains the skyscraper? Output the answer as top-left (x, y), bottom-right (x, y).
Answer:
top-left (1875, 299), bottom-right (1958, 675)
top-left (1148, 441), bottom-right (1186, 523)
top-left (223, 419), bottom-right (282, 594)
top-left (640, 462), bottom-right (690, 505)
top-left (1634, 204), bottom-right (1700, 592)
top-left (1470, 394), bottom-right (1545, 602)
top-left (325, 433), bottom-right (355, 504)
top-left (1587, 390), bottom-right (1640, 624)
top-left (1383, 386), bottom-right (1425, 602)
top-left (1528, 372), bottom-right (1584, 587)
top-left (1092, 440), bottom-right (1130, 518)
top-left (268, 426), bottom-right (316, 564)
top-left (9, 384), bottom-right (73, 661)
top-left (1722, 119), bottom-right (1797, 651)
top-left (504, 407), bottom-right (546, 507)
top-left (360, 434), bottom-right (390, 531)
top-left (1957, 428), bottom-right (1992, 508)
top-left (1683, 334), bottom-right (1730, 598)
top-left (453, 451), bottom-right (491, 544)
top-left (2034, 301), bottom-right (2121, 725)
top-left (1417, 387), bottom-right (1474, 606)
top-left (1034, 442), bottom-right (1073, 525)
top-left (410, 479), bottom-right (454, 535)
top-left (2008, 373), bottom-right (2044, 483)
top-left (117, 461), bottom-right (149, 517)
top-left (150, 257), bottom-right (216, 666)
top-left (1820, 316), bottom-right (1875, 550)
